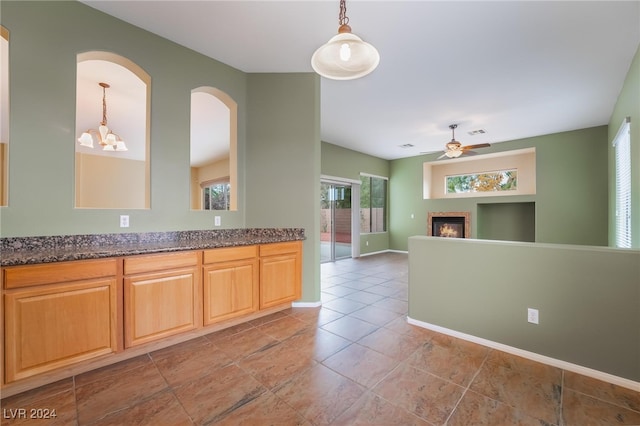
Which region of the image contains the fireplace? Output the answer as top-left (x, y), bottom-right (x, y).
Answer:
top-left (428, 212), bottom-right (470, 238)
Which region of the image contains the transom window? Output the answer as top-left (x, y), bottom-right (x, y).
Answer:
top-left (446, 169), bottom-right (517, 194)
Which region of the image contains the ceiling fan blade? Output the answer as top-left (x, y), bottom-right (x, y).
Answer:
top-left (461, 143), bottom-right (491, 151)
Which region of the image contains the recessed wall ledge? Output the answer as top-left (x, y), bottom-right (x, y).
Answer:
top-left (0, 228), bottom-right (306, 267)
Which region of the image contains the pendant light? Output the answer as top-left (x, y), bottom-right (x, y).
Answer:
top-left (311, 0), bottom-right (380, 80)
top-left (78, 82), bottom-right (128, 152)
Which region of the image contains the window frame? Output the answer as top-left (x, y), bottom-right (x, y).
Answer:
top-left (613, 117), bottom-right (632, 248)
top-left (360, 173), bottom-right (388, 234)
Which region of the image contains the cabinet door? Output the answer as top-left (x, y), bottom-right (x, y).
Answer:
top-left (4, 278), bottom-right (117, 383)
top-left (124, 267), bottom-right (198, 348)
top-left (259, 244), bottom-right (302, 309)
top-left (203, 259), bottom-right (258, 325)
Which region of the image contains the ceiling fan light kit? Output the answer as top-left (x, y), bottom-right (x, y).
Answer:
top-left (424, 124), bottom-right (491, 159)
top-left (311, 0), bottom-right (380, 80)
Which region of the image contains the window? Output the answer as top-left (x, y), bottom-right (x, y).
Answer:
top-left (360, 174), bottom-right (387, 233)
top-left (446, 169), bottom-right (517, 194)
top-left (203, 182), bottom-right (230, 211)
top-left (613, 118), bottom-right (631, 248)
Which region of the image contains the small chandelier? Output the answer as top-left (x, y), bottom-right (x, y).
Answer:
top-left (311, 0), bottom-right (380, 80)
top-left (77, 82), bottom-right (128, 152)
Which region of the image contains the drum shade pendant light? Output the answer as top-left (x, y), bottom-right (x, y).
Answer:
top-left (77, 82), bottom-right (128, 152)
top-left (311, 0), bottom-right (380, 80)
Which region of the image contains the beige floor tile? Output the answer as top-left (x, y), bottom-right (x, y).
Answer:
top-left (357, 326), bottom-right (424, 361)
top-left (238, 338), bottom-right (317, 390)
top-left (564, 370), bottom-right (640, 413)
top-left (75, 360), bottom-right (169, 424)
top-left (323, 343), bottom-right (400, 388)
top-left (275, 364), bottom-right (365, 424)
top-left (373, 363), bottom-right (465, 424)
top-left (562, 388), bottom-right (640, 426)
top-left (406, 333), bottom-right (489, 386)
top-left (285, 326), bottom-right (352, 361)
top-left (0, 388), bottom-right (77, 426)
top-left (469, 359), bottom-right (562, 425)
top-left (151, 337), bottom-right (233, 388)
top-left (214, 391), bottom-right (309, 426)
top-left (332, 391), bottom-right (431, 425)
top-left (447, 390), bottom-right (548, 426)
top-left (173, 364), bottom-right (266, 425)
top-left (210, 326), bottom-right (279, 361)
top-left (256, 315), bottom-right (311, 341)
top-left (89, 389), bottom-right (192, 426)
top-left (349, 304), bottom-right (403, 326)
top-left (321, 315), bottom-right (379, 341)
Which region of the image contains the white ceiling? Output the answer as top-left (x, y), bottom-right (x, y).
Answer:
top-left (81, 0), bottom-right (640, 160)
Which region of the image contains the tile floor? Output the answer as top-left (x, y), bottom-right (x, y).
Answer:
top-left (2, 252), bottom-right (639, 425)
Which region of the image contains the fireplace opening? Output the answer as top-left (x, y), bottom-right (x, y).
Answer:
top-left (428, 212), bottom-right (470, 238)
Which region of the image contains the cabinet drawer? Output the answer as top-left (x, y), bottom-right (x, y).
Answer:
top-left (259, 241), bottom-right (302, 257)
top-left (203, 245), bottom-right (257, 264)
top-left (124, 251), bottom-right (199, 275)
top-left (4, 258), bottom-right (118, 289)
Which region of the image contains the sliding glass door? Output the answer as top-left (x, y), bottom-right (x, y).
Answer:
top-left (320, 181), bottom-right (352, 262)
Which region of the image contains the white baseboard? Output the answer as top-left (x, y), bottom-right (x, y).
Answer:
top-left (359, 249), bottom-right (408, 257)
top-left (407, 317), bottom-right (640, 392)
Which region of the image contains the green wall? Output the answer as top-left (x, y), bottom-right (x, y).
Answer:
top-left (608, 45), bottom-right (640, 248)
top-left (246, 74), bottom-right (321, 303)
top-left (409, 237), bottom-right (640, 382)
top-left (321, 142), bottom-right (390, 254)
top-left (0, 2), bottom-right (321, 301)
top-left (390, 126), bottom-right (609, 251)
top-left (0, 1), bottom-right (247, 236)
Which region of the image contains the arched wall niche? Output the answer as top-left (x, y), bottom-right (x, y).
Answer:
top-left (1, 25), bottom-right (9, 207)
top-left (75, 51), bottom-right (150, 209)
top-left (190, 86), bottom-right (238, 211)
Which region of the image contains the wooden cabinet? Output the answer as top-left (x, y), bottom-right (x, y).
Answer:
top-left (203, 246), bottom-right (258, 325)
top-left (3, 259), bottom-right (119, 383)
top-left (2, 239), bottom-right (302, 391)
top-left (123, 251), bottom-right (200, 348)
top-left (259, 241), bottom-right (302, 309)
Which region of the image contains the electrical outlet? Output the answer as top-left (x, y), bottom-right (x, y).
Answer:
top-left (410, 213), bottom-right (415, 219)
top-left (366, 241), bottom-right (369, 246)
top-left (120, 215), bottom-right (129, 228)
top-left (214, 216), bottom-right (221, 227)
top-left (527, 308), bottom-right (539, 324)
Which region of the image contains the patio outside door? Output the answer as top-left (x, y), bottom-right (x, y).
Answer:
top-left (320, 181), bottom-right (352, 263)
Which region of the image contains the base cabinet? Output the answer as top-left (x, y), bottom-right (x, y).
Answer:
top-left (124, 252), bottom-right (200, 348)
top-left (203, 246), bottom-right (259, 325)
top-left (2, 240), bottom-right (302, 391)
top-left (3, 259), bottom-right (118, 383)
top-left (259, 241), bottom-right (302, 309)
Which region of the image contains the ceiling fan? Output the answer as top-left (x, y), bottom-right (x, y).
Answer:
top-left (424, 124), bottom-right (491, 159)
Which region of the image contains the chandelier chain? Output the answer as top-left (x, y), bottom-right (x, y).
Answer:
top-left (338, 0), bottom-right (349, 26)
top-left (101, 85), bottom-right (108, 126)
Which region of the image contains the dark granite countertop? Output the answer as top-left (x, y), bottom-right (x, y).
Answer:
top-left (0, 228), bottom-right (305, 267)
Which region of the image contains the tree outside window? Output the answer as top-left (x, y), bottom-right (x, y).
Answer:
top-left (360, 175), bottom-right (387, 233)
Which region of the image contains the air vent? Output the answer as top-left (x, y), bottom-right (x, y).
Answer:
top-left (399, 143), bottom-right (415, 148)
top-left (468, 129), bottom-right (487, 136)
